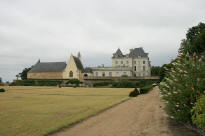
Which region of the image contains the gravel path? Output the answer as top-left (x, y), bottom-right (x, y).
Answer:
top-left (51, 87), bottom-right (199, 136)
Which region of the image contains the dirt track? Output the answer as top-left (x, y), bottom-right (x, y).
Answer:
top-left (52, 87), bottom-right (199, 136)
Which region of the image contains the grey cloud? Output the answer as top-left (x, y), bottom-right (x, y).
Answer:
top-left (0, 0), bottom-right (205, 81)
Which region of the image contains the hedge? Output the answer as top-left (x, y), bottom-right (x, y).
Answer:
top-left (192, 94), bottom-right (205, 131)
top-left (10, 80), bottom-right (62, 86)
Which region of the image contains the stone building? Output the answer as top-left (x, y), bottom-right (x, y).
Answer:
top-left (89, 47), bottom-right (151, 77)
top-left (27, 54), bottom-right (84, 80)
top-left (27, 47), bottom-right (151, 80)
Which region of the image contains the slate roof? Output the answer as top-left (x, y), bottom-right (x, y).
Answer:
top-left (83, 67), bottom-right (93, 73)
top-left (112, 48), bottom-right (124, 58)
top-left (29, 62), bottom-right (66, 72)
top-left (73, 56), bottom-right (84, 70)
top-left (129, 47), bottom-right (148, 57)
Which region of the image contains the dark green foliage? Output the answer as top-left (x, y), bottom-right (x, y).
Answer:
top-left (129, 85), bottom-right (153, 97)
top-left (192, 30), bottom-right (205, 54)
top-left (0, 77), bottom-right (2, 83)
top-left (192, 94), bottom-right (205, 131)
top-left (159, 54), bottom-right (205, 123)
top-left (10, 80), bottom-right (62, 86)
top-left (179, 22), bottom-right (205, 54)
top-left (19, 67), bottom-right (32, 80)
top-left (186, 22), bottom-right (205, 43)
top-left (112, 80), bottom-right (137, 88)
top-left (93, 80), bottom-right (153, 88)
top-left (110, 80), bottom-right (158, 88)
top-left (0, 88), bottom-right (6, 92)
top-left (140, 85), bottom-right (154, 94)
top-left (129, 88), bottom-right (140, 97)
top-left (93, 82), bottom-right (109, 87)
top-left (66, 79), bottom-right (81, 87)
top-left (160, 63), bottom-right (173, 81)
top-left (151, 66), bottom-right (162, 76)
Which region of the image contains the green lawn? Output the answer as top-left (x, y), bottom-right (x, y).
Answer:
top-left (0, 86), bottom-right (132, 136)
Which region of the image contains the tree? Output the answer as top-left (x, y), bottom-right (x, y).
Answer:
top-left (151, 66), bottom-right (162, 76)
top-left (16, 74), bottom-right (20, 80)
top-left (0, 77), bottom-right (2, 83)
top-left (179, 22), bottom-right (205, 54)
top-left (186, 22), bottom-right (205, 43)
top-left (192, 30), bottom-right (205, 54)
top-left (19, 67), bottom-right (32, 80)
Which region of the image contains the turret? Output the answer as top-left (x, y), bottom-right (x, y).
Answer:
top-left (77, 52), bottom-right (81, 60)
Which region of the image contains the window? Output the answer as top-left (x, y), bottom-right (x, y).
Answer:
top-left (96, 72), bottom-right (98, 76)
top-left (127, 61), bottom-right (129, 64)
top-left (115, 61), bottom-right (118, 64)
top-left (138, 61), bottom-right (140, 65)
top-left (123, 72), bottom-right (126, 74)
top-left (134, 61), bottom-right (136, 64)
top-left (109, 72), bottom-right (112, 77)
top-left (143, 61), bottom-right (146, 64)
top-left (69, 71), bottom-right (73, 77)
top-left (84, 74), bottom-right (88, 77)
top-left (134, 66), bottom-right (136, 71)
top-left (121, 61), bottom-right (123, 64)
top-left (143, 66), bottom-right (146, 71)
top-left (102, 72), bottom-right (105, 77)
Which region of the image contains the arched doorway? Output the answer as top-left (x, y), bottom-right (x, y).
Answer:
top-left (69, 71), bottom-right (73, 77)
top-left (84, 74), bottom-right (88, 77)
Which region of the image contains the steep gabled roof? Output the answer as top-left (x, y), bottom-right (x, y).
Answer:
top-left (29, 62), bottom-right (66, 72)
top-left (113, 48), bottom-right (124, 58)
top-left (73, 56), bottom-right (84, 70)
top-left (129, 47), bottom-right (148, 57)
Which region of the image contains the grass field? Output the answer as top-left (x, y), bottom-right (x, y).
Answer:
top-left (0, 86), bottom-right (132, 136)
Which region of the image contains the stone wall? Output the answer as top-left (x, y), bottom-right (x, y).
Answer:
top-left (92, 70), bottom-right (132, 77)
top-left (62, 55), bottom-right (82, 80)
top-left (27, 72), bottom-right (63, 79)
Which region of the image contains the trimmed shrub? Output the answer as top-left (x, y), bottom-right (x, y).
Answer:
top-left (129, 88), bottom-right (140, 97)
top-left (66, 79), bottom-right (81, 87)
top-left (192, 94), bottom-right (205, 131)
top-left (93, 82), bottom-right (109, 87)
top-left (10, 80), bottom-right (63, 86)
top-left (140, 85), bottom-right (154, 94)
top-left (0, 88), bottom-right (6, 92)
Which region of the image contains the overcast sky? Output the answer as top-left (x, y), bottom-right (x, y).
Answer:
top-left (0, 0), bottom-right (204, 82)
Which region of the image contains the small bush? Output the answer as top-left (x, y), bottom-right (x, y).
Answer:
top-left (192, 94), bottom-right (205, 131)
top-left (129, 88), bottom-right (140, 97)
top-left (140, 85), bottom-right (153, 94)
top-left (0, 88), bottom-right (6, 92)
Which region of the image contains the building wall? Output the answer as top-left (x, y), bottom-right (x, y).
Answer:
top-left (27, 72), bottom-right (63, 79)
top-left (112, 57), bottom-right (132, 68)
top-left (62, 55), bottom-right (82, 80)
top-left (112, 57), bottom-right (151, 77)
top-left (132, 57), bottom-right (151, 76)
top-left (92, 70), bottom-right (132, 77)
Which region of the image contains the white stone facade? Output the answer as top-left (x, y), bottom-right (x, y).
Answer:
top-left (86, 47), bottom-right (151, 78)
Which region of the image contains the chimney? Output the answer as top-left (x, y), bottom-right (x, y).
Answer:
top-left (130, 48), bottom-right (133, 53)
